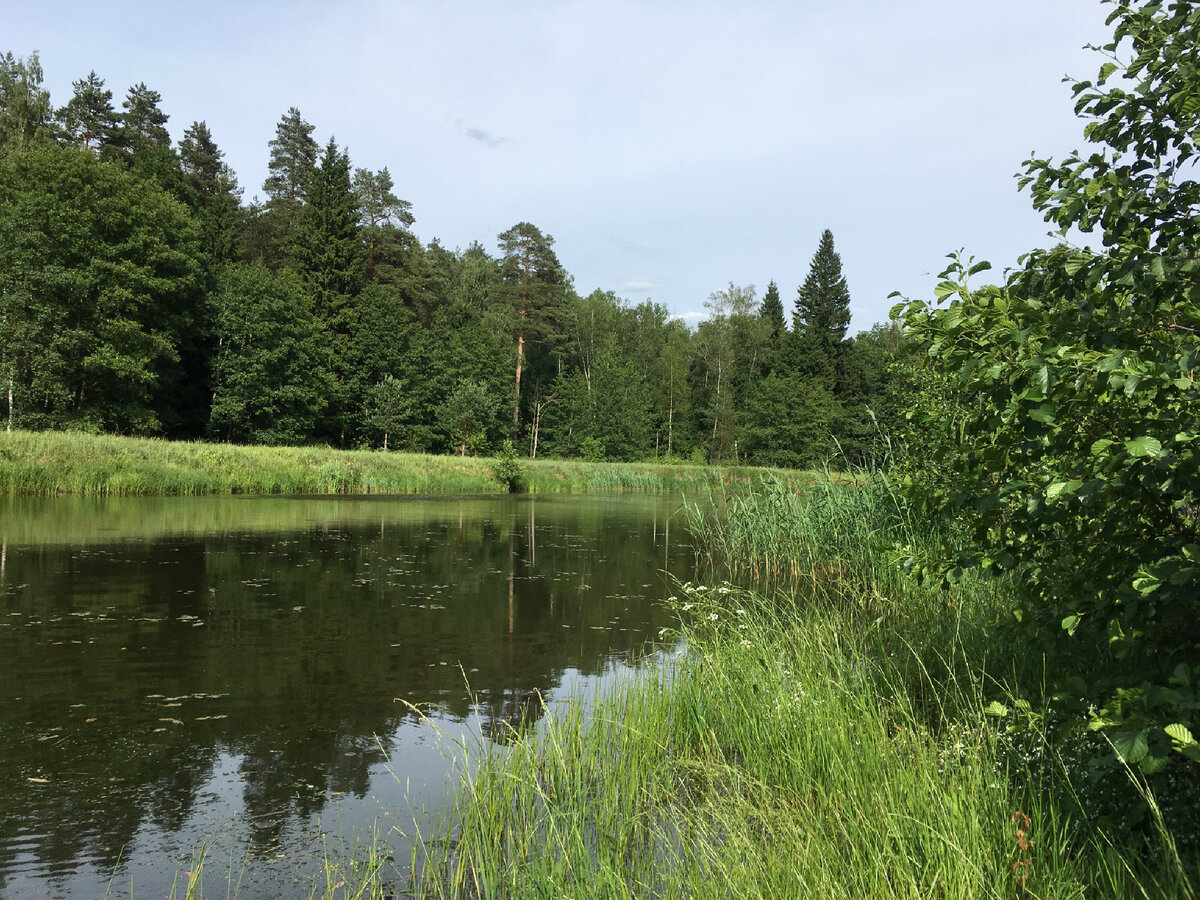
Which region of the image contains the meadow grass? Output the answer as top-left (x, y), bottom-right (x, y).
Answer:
top-left (0, 429), bottom-right (810, 497)
top-left (409, 474), bottom-right (1196, 898)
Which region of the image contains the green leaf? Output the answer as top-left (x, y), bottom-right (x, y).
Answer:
top-left (1165, 723), bottom-right (1197, 747)
top-left (1098, 61), bottom-right (1119, 83)
top-left (1029, 404), bottom-right (1056, 424)
top-left (1141, 752), bottom-right (1169, 774)
top-left (933, 281), bottom-right (960, 300)
top-left (1062, 613), bottom-right (1082, 636)
top-left (984, 701), bottom-right (1009, 717)
top-left (1124, 436), bottom-right (1163, 457)
top-left (1111, 728), bottom-right (1150, 764)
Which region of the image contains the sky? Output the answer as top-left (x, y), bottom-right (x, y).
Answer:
top-left (8, 0), bottom-right (1116, 331)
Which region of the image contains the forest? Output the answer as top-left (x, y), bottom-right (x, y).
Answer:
top-left (0, 53), bottom-right (899, 466)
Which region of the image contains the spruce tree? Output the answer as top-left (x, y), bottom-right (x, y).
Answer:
top-left (179, 121), bottom-right (243, 262)
top-left (758, 279), bottom-right (786, 374)
top-left (760, 280), bottom-right (785, 342)
top-left (791, 229), bottom-right (851, 384)
top-left (298, 137), bottom-right (364, 318)
top-left (296, 137), bottom-right (366, 442)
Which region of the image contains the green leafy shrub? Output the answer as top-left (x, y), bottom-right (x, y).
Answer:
top-left (491, 440), bottom-right (526, 493)
top-left (895, 0), bottom-right (1200, 774)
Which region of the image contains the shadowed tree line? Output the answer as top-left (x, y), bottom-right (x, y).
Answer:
top-left (0, 52), bottom-right (903, 466)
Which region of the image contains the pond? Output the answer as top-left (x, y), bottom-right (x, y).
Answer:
top-left (0, 493), bottom-right (696, 898)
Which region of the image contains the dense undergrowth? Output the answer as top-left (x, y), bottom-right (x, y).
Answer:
top-left (0, 429), bottom-right (808, 497)
top-left (407, 474), bottom-right (1196, 898)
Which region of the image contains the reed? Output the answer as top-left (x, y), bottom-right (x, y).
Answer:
top-left (409, 476), bottom-right (1195, 898)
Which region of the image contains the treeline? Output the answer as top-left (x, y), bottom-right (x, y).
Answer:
top-left (0, 52), bottom-right (901, 465)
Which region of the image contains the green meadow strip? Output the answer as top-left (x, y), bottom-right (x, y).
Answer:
top-left (0, 430), bottom-right (811, 497)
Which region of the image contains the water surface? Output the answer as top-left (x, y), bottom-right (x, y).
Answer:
top-left (0, 493), bottom-right (693, 898)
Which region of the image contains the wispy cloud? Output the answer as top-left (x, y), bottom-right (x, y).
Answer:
top-left (619, 279), bottom-right (656, 294)
top-left (464, 125), bottom-right (507, 148)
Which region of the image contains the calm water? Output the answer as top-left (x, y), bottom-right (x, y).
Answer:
top-left (0, 493), bottom-right (695, 898)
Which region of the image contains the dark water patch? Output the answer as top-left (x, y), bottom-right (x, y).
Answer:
top-left (0, 493), bottom-right (693, 898)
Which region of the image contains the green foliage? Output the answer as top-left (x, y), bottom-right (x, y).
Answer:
top-left (0, 52), bottom-right (910, 470)
top-left (296, 136), bottom-right (366, 443)
top-left (693, 284), bottom-right (767, 462)
top-left (490, 439), bottom-right (526, 493)
top-left (497, 221), bottom-right (568, 435)
top-left (741, 371), bottom-right (834, 469)
top-left (438, 379), bottom-right (496, 457)
top-left (0, 51), bottom-right (54, 153)
top-left (0, 143), bottom-right (204, 434)
top-left (895, 0), bottom-right (1200, 771)
top-left (0, 430), bottom-right (782, 497)
top-left (758, 279), bottom-right (786, 353)
top-left (422, 560), bottom-right (1189, 898)
top-left (207, 263), bottom-right (328, 444)
top-left (364, 375), bottom-right (412, 450)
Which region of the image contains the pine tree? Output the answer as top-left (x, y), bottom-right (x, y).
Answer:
top-left (115, 82), bottom-right (170, 154)
top-left (264, 107), bottom-right (317, 205)
top-left (791, 229), bottom-right (851, 384)
top-left (58, 71), bottom-right (118, 152)
top-left (497, 222), bottom-right (567, 438)
top-left (259, 107), bottom-right (318, 267)
top-left (352, 166), bottom-right (414, 281)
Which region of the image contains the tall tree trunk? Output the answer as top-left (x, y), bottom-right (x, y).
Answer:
top-left (667, 393), bottom-right (674, 456)
top-left (512, 315), bottom-right (526, 437)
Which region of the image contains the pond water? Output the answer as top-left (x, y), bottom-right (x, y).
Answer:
top-left (0, 493), bottom-right (696, 898)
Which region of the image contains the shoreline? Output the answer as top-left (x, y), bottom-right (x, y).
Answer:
top-left (0, 430), bottom-right (813, 498)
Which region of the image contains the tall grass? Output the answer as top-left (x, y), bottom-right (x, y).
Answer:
top-left (0, 429), bottom-right (812, 497)
top-left (410, 474), bottom-right (1196, 898)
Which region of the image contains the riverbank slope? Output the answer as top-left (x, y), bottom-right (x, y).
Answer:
top-left (0, 430), bottom-right (808, 496)
top-left (410, 476), bottom-right (1195, 898)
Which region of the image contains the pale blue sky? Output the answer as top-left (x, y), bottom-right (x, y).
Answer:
top-left (9, 0), bottom-right (1114, 330)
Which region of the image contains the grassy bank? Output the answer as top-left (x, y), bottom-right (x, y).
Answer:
top-left (0, 430), bottom-right (805, 496)
top-left (409, 476), bottom-right (1195, 898)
